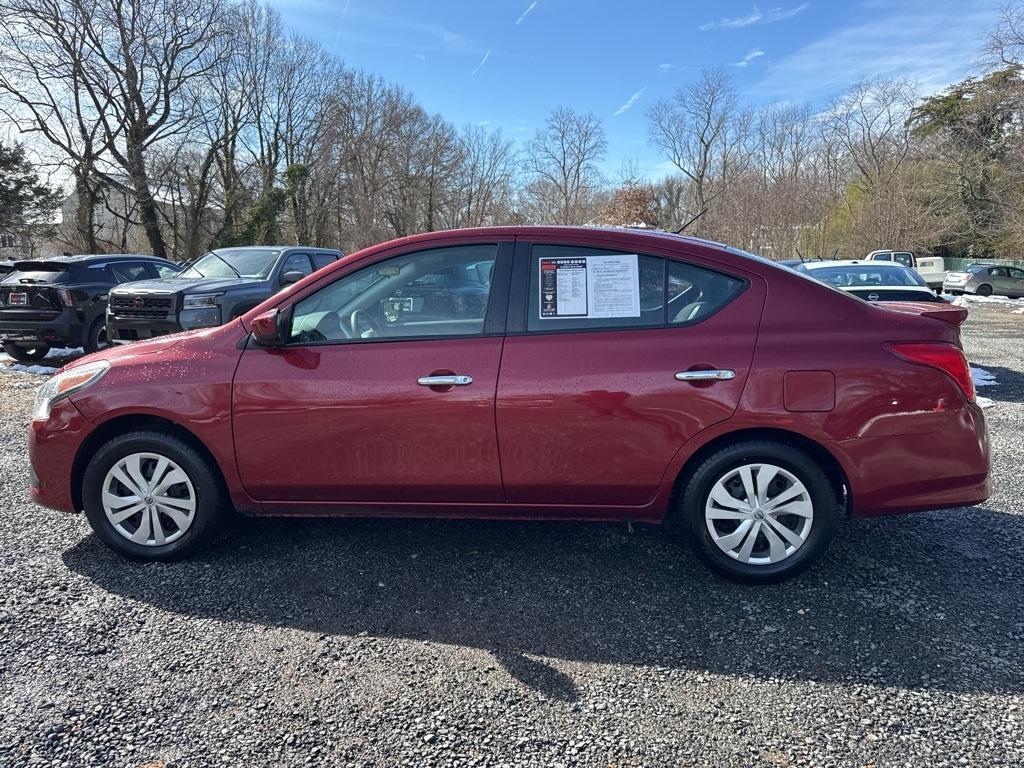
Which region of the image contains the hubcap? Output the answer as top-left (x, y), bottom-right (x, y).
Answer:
top-left (101, 452), bottom-right (196, 546)
top-left (704, 462), bottom-right (814, 565)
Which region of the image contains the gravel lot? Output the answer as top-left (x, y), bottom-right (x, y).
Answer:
top-left (1, 303), bottom-right (1022, 768)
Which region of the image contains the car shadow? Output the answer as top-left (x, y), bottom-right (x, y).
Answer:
top-left (974, 364), bottom-right (1024, 404)
top-left (63, 508), bottom-right (1023, 702)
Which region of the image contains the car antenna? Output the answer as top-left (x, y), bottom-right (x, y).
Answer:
top-left (832, 247), bottom-right (839, 260)
top-left (795, 247), bottom-right (806, 263)
top-left (675, 208), bottom-right (708, 234)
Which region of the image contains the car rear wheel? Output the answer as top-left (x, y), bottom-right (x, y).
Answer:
top-left (976, 283), bottom-right (993, 297)
top-left (85, 317), bottom-right (109, 353)
top-left (680, 440), bottom-right (838, 583)
top-left (2, 341), bottom-right (49, 363)
top-left (82, 430), bottom-right (225, 560)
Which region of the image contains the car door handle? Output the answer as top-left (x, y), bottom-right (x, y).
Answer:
top-left (417, 374), bottom-right (474, 387)
top-left (675, 369), bottom-right (735, 382)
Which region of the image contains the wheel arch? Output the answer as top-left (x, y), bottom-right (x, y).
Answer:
top-left (71, 413), bottom-right (232, 514)
top-left (79, 306), bottom-right (107, 348)
top-left (668, 427), bottom-right (851, 519)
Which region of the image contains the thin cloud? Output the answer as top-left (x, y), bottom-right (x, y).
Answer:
top-left (414, 53), bottom-right (426, 61)
top-left (753, 1), bottom-right (998, 101)
top-left (471, 50), bottom-right (492, 77)
top-left (658, 63), bottom-right (676, 75)
top-left (341, 0), bottom-right (350, 18)
top-left (613, 86), bottom-right (647, 116)
top-left (732, 48), bottom-right (765, 67)
top-left (515, 1), bottom-right (538, 25)
top-left (700, 3), bottom-right (809, 31)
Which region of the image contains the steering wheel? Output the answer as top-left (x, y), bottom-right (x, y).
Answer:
top-left (349, 309), bottom-right (381, 339)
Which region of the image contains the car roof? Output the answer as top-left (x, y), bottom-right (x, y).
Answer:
top-left (18, 253), bottom-right (167, 264)
top-left (212, 245), bottom-right (342, 253)
top-left (800, 259), bottom-right (909, 270)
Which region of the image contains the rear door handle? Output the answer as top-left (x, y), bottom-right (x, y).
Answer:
top-left (417, 374), bottom-right (474, 387)
top-left (675, 369), bottom-right (735, 382)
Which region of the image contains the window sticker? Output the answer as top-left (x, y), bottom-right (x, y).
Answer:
top-left (538, 254), bottom-right (640, 319)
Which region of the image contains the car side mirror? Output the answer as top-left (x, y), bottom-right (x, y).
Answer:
top-left (281, 270), bottom-right (306, 286)
top-left (251, 308), bottom-right (289, 347)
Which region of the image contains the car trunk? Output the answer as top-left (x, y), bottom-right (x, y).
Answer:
top-left (0, 262), bottom-right (69, 321)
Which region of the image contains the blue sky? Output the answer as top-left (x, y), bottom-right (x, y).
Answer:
top-left (269, 0), bottom-right (1001, 177)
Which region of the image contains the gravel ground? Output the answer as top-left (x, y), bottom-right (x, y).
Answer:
top-left (0, 304), bottom-right (1022, 768)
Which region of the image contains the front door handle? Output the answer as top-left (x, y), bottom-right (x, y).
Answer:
top-left (675, 369), bottom-right (735, 382)
top-left (417, 374), bottom-right (474, 387)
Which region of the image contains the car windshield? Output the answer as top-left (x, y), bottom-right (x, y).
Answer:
top-left (179, 249), bottom-right (280, 279)
top-left (800, 264), bottom-right (926, 288)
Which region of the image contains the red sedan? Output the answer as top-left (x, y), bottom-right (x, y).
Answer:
top-left (28, 228), bottom-right (990, 582)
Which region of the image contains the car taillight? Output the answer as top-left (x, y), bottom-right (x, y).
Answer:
top-left (885, 342), bottom-right (975, 402)
top-left (56, 287), bottom-right (74, 307)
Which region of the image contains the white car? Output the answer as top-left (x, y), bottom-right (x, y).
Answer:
top-left (795, 260), bottom-right (946, 303)
top-left (864, 250), bottom-right (946, 289)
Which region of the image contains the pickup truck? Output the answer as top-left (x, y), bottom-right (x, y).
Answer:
top-left (864, 250), bottom-right (946, 289)
top-left (106, 246), bottom-right (343, 344)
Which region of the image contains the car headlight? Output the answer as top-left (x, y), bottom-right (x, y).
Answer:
top-left (183, 294), bottom-right (222, 309)
top-left (33, 360), bottom-right (110, 421)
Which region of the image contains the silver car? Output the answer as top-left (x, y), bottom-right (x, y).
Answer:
top-left (943, 264), bottom-right (1024, 298)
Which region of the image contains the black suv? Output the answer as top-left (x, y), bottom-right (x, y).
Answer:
top-left (107, 246), bottom-right (342, 344)
top-left (0, 254), bottom-right (180, 362)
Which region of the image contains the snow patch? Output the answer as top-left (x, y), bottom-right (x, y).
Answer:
top-left (4, 364), bottom-right (57, 375)
top-left (976, 396), bottom-right (995, 409)
top-left (971, 366), bottom-right (998, 387)
top-left (950, 294), bottom-right (1024, 309)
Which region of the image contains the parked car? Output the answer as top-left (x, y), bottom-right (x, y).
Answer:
top-left (106, 246), bottom-right (343, 344)
top-left (796, 260), bottom-right (945, 303)
top-left (0, 254), bottom-right (180, 363)
top-left (28, 227), bottom-right (989, 583)
top-left (776, 258), bottom-right (822, 269)
top-left (943, 263), bottom-right (1024, 298)
top-left (865, 250), bottom-right (946, 289)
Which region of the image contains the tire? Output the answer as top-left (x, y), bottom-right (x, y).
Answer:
top-left (81, 430), bottom-right (226, 561)
top-left (84, 316), bottom-right (109, 353)
top-left (678, 440), bottom-right (838, 584)
top-left (976, 284), bottom-right (993, 297)
top-left (2, 341), bottom-right (49, 363)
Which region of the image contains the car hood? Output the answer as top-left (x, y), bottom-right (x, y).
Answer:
top-left (111, 277), bottom-right (265, 295)
top-left (61, 332), bottom-right (197, 373)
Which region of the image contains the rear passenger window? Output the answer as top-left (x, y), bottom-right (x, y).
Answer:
top-left (282, 253), bottom-right (314, 278)
top-left (109, 262), bottom-right (151, 283)
top-left (312, 253), bottom-right (336, 270)
top-left (527, 245), bottom-right (745, 332)
top-left (527, 245), bottom-right (665, 332)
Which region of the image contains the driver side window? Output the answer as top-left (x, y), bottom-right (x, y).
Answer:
top-left (289, 244), bottom-right (498, 344)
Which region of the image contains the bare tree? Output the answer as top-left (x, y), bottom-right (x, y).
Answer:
top-left (80, 0), bottom-right (231, 258)
top-left (442, 124), bottom-right (518, 228)
top-left (820, 78), bottom-right (917, 191)
top-left (523, 107), bottom-right (607, 224)
top-left (0, 0), bottom-right (119, 252)
top-left (647, 69), bottom-right (741, 230)
top-left (985, 2), bottom-right (1024, 66)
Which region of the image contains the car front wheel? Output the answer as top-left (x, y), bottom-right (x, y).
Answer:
top-left (680, 440), bottom-right (838, 583)
top-left (3, 341), bottom-right (49, 363)
top-left (82, 430), bottom-right (225, 560)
